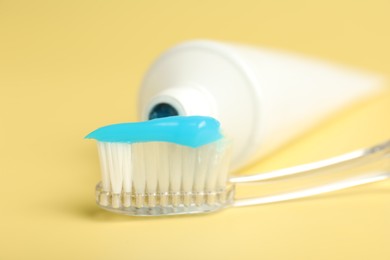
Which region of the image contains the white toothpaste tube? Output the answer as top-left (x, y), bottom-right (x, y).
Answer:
top-left (138, 40), bottom-right (385, 170)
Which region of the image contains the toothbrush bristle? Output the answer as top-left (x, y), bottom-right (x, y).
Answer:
top-left (95, 140), bottom-right (233, 216)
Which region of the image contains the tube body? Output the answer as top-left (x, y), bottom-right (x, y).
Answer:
top-left (138, 40), bottom-right (384, 170)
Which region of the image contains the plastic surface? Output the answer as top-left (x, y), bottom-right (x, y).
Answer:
top-left (139, 40), bottom-right (385, 170)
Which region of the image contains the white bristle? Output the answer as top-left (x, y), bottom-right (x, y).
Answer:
top-left (181, 146), bottom-right (197, 205)
top-left (121, 144), bottom-right (132, 192)
top-left (132, 143), bottom-right (146, 207)
top-left (157, 143), bottom-right (170, 206)
top-left (217, 145), bottom-right (231, 190)
top-left (169, 144), bottom-right (183, 206)
top-left (96, 140), bottom-right (231, 211)
top-left (207, 142), bottom-right (227, 191)
top-left (122, 144), bottom-right (132, 207)
top-left (100, 143), bottom-right (135, 208)
top-left (108, 143), bottom-right (124, 195)
top-left (205, 146), bottom-right (220, 192)
top-left (144, 142), bottom-right (159, 206)
top-left (216, 145), bottom-right (231, 203)
top-left (97, 142), bottom-right (110, 192)
top-left (193, 144), bottom-right (213, 192)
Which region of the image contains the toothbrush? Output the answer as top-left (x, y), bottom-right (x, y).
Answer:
top-left (86, 116), bottom-right (390, 216)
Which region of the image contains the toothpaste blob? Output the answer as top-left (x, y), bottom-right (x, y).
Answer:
top-left (85, 116), bottom-right (223, 148)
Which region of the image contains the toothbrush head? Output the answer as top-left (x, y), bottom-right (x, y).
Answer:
top-left (86, 116), bottom-right (233, 216)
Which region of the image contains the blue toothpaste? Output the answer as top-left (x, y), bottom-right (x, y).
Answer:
top-left (85, 116), bottom-right (223, 148)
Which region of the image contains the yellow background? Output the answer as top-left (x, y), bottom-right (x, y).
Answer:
top-left (1, 0), bottom-right (389, 259)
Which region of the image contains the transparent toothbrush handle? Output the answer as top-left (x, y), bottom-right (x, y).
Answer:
top-left (230, 140), bottom-right (390, 207)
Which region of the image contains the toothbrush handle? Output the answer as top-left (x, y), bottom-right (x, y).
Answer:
top-left (231, 140), bottom-right (390, 207)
